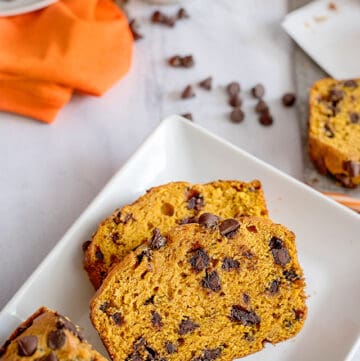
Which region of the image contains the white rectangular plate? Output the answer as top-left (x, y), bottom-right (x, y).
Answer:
top-left (1, 116), bottom-right (360, 361)
top-left (282, 0), bottom-right (360, 79)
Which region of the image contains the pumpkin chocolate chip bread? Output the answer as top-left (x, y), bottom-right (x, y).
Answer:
top-left (84, 180), bottom-right (268, 289)
top-left (309, 78), bottom-right (360, 188)
top-left (90, 215), bottom-right (307, 361)
top-left (0, 307), bottom-right (107, 361)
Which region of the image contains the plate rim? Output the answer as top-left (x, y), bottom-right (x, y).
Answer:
top-left (0, 0), bottom-right (57, 17)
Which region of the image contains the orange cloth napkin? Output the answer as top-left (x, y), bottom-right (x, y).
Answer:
top-left (0, 0), bottom-right (133, 123)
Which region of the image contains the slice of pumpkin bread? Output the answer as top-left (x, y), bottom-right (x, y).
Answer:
top-left (90, 215), bottom-right (306, 361)
top-left (84, 180), bottom-right (268, 289)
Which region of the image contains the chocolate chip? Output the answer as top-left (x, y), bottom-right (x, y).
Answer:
top-left (335, 173), bottom-right (357, 188)
top-left (221, 257), bottom-right (240, 271)
top-left (189, 248), bottom-right (210, 272)
top-left (324, 123), bottom-right (335, 138)
top-left (226, 82), bottom-right (241, 96)
top-left (312, 157), bottom-right (327, 175)
top-left (82, 240), bottom-right (91, 252)
top-left (187, 191), bottom-right (204, 210)
top-left (182, 55), bottom-right (195, 68)
top-left (269, 237), bottom-right (290, 266)
top-left (133, 337), bottom-right (146, 351)
top-left (201, 270), bottom-right (221, 292)
top-left (243, 293), bottom-right (250, 304)
top-left (129, 19), bottom-right (143, 41)
top-left (126, 353), bottom-right (143, 361)
top-left (229, 305), bottom-right (260, 325)
top-left (17, 336), bottom-right (38, 356)
top-left (219, 219), bottom-right (240, 238)
top-left (111, 232), bottom-right (120, 244)
top-left (268, 279), bottom-right (280, 294)
top-left (168, 55), bottom-right (182, 67)
top-left (283, 269), bottom-right (300, 282)
top-left (243, 332), bottom-right (254, 342)
top-left (343, 79), bottom-right (358, 88)
top-left (168, 55), bottom-right (195, 68)
top-left (178, 318), bottom-right (199, 335)
top-left (255, 100), bottom-right (268, 114)
top-left (199, 77), bottom-right (212, 90)
top-left (198, 213), bottom-right (219, 229)
top-left (148, 228), bottom-right (167, 250)
top-left (181, 85), bottom-right (195, 99)
top-left (151, 311), bottom-right (162, 328)
top-left (99, 302), bottom-right (108, 312)
top-left (112, 312), bottom-right (123, 326)
top-left (259, 112), bottom-right (273, 126)
top-left (144, 295), bottom-right (155, 305)
top-left (35, 352), bottom-right (58, 361)
top-left (181, 113), bottom-right (193, 121)
top-left (246, 225), bottom-right (258, 233)
top-left (203, 348), bottom-right (222, 361)
top-left (165, 341), bottom-right (177, 354)
top-left (145, 346), bottom-right (158, 359)
top-left (343, 161), bottom-right (360, 177)
top-left (230, 108), bottom-right (244, 123)
top-left (251, 84), bottom-right (265, 99)
top-left (229, 94), bottom-right (242, 107)
top-left (350, 112), bottom-right (360, 124)
top-left (151, 10), bottom-right (163, 23)
top-left (329, 89), bottom-right (344, 102)
top-left (177, 7), bottom-right (189, 19)
top-left (282, 93), bottom-right (296, 107)
top-left (47, 330), bottom-right (66, 350)
top-left (178, 216), bottom-right (198, 225)
top-left (294, 309), bottom-right (305, 321)
top-left (56, 316), bottom-right (78, 338)
top-left (95, 248), bottom-right (104, 261)
top-left (151, 11), bottom-right (175, 27)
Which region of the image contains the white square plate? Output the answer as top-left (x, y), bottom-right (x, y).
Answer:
top-left (0, 116), bottom-right (359, 361)
top-left (282, 0), bottom-right (360, 79)
top-left (0, 0), bottom-right (57, 17)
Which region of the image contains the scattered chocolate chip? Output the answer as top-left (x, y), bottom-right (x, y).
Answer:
top-left (259, 112), bottom-right (273, 126)
top-left (329, 89), bottom-right (344, 102)
top-left (198, 213), bottom-right (219, 229)
top-left (189, 248), bottom-right (210, 272)
top-left (243, 293), bottom-right (250, 304)
top-left (129, 19), bottom-right (143, 41)
top-left (182, 55), bottom-right (195, 68)
top-left (199, 77), bottom-right (212, 90)
top-left (148, 228), bottom-right (167, 250)
top-left (229, 305), bottom-right (260, 325)
top-left (82, 240), bottom-right (91, 253)
top-left (165, 341), bottom-right (177, 354)
top-left (169, 55), bottom-right (194, 68)
top-left (251, 84), bottom-right (265, 99)
top-left (178, 318), bottom-right (199, 335)
top-left (269, 237), bottom-right (290, 267)
top-left (221, 257), bottom-right (240, 271)
top-left (268, 279), bottom-right (280, 294)
top-left (343, 79), bottom-right (358, 88)
top-left (324, 123), bottom-right (335, 137)
top-left (95, 248), bottom-right (104, 261)
top-left (349, 112), bottom-right (360, 124)
top-left (203, 348), bottom-right (222, 360)
top-left (219, 219), bottom-right (240, 238)
top-left (112, 312), bottom-right (123, 326)
top-left (151, 311), bottom-right (162, 328)
top-left (99, 302), bottom-right (108, 312)
top-left (282, 93), bottom-right (296, 107)
top-left (335, 173), bottom-right (357, 188)
top-left (47, 330), bottom-right (66, 350)
top-left (294, 309), bottom-right (305, 321)
top-left (181, 85), bottom-right (195, 99)
top-left (151, 11), bottom-right (175, 27)
top-left (283, 269), bottom-right (300, 282)
top-left (312, 157), bottom-right (327, 175)
top-left (178, 216), bottom-right (198, 225)
top-left (181, 113), bottom-right (193, 121)
top-left (201, 270), bottom-right (221, 292)
top-left (226, 82), bottom-right (241, 96)
top-left (229, 95), bottom-right (242, 107)
top-left (177, 7), bottom-right (189, 19)
top-left (255, 100), bottom-right (268, 114)
top-left (111, 232), bottom-right (120, 244)
top-left (343, 161), bottom-right (360, 177)
top-left (187, 191), bottom-right (204, 210)
top-left (230, 108), bottom-right (244, 123)
top-left (17, 336), bottom-right (38, 356)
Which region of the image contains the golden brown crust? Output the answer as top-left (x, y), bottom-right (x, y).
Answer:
top-left (84, 180), bottom-right (269, 289)
top-left (0, 307), bottom-right (107, 361)
top-left (90, 217), bottom-right (307, 361)
top-left (308, 78), bottom-right (360, 188)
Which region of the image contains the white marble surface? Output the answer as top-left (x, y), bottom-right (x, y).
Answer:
top-left (0, 0), bottom-right (301, 309)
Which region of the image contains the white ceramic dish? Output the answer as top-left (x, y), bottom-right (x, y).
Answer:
top-left (0, 116), bottom-right (359, 360)
top-left (0, 0), bottom-right (57, 17)
top-left (282, 0), bottom-right (360, 79)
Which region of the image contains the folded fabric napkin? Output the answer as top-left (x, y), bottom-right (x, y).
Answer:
top-left (0, 0), bottom-right (133, 123)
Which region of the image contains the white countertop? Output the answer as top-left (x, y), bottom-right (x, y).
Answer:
top-left (0, 0), bottom-right (301, 310)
